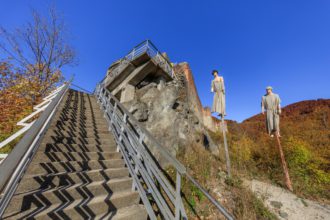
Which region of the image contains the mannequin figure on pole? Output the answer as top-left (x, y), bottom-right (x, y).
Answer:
top-left (211, 69), bottom-right (231, 177)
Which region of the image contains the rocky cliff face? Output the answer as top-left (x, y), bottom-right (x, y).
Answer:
top-left (121, 62), bottom-right (219, 165)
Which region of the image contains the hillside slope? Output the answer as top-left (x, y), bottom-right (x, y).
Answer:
top-left (223, 99), bottom-right (330, 203)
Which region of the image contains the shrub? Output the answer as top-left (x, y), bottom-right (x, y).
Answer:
top-left (230, 135), bottom-right (253, 169)
top-left (284, 137), bottom-right (330, 197)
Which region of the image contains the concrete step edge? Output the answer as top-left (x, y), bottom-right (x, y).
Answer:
top-left (23, 167), bottom-right (130, 181)
top-left (14, 177), bottom-right (133, 198)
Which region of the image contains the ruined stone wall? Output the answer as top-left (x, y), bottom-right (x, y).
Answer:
top-left (203, 107), bottom-right (221, 132)
top-left (174, 62), bottom-right (220, 132)
top-left (174, 63), bottom-right (203, 120)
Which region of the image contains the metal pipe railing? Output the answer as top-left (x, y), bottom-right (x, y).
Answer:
top-left (186, 174), bottom-right (234, 220)
top-left (95, 83), bottom-right (234, 220)
top-left (126, 40), bottom-right (174, 76)
top-left (0, 81), bottom-right (71, 217)
top-left (105, 40), bottom-right (175, 86)
top-left (95, 84), bottom-right (187, 220)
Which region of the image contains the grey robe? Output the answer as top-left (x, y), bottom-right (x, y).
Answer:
top-left (261, 93), bottom-right (281, 135)
top-left (211, 79), bottom-right (226, 116)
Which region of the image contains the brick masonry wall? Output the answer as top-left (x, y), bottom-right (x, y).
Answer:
top-left (174, 62), bottom-right (221, 132)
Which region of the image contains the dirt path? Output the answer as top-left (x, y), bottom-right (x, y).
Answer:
top-left (244, 179), bottom-right (330, 220)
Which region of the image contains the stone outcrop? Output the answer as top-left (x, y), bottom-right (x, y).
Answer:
top-left (121, 62), bottom-right (220, 164)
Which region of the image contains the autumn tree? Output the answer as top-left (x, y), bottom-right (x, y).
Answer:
top-left (0, 7), bottom-right (75, 104)
top-left (0, 61), bottom-right (30, 136)
top-left (0, 7), bottom-right (75, 142)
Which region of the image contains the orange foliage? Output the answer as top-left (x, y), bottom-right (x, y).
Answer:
top-left (0, 60), bottom-right (62, 137)
top-left (225, 99), bottom-right (330, 201)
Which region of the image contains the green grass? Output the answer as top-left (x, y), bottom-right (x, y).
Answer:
top-left (0, 134), bottom-right (23, 154)
top-left (252, 196), bottom-right (278, 220)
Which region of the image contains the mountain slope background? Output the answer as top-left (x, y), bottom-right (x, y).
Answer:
top-left (216, 99), bottom-right (330, 203)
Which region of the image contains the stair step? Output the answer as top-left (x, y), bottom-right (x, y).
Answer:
top-left (34, 191), bottom-right (140, 219)
top-left (94, 205), bottom-right (148, 220)
top-left (56, 114), bottom-right (105, 119)
top-left (34, 151), bottom-right (122, 162)
top-left (48, 128), bottom-right (111, 136)
top-left (26, 159), bottom-right (126, 175)
top-left (4, 191), bottom-right (140, 220)
top-left (42, 143), bottom-right (117, 152)
top-left (16, 167), bottom-right (130, 194)
top-left (54, 117), bottom-right (107, 124)
top-left (53, 120), bottom-right (109, 127)
top-left (7, 177), bottom-right (134, 215)
top-left (58, 106), bottom-right (102, 111)
top-left (2, 90), bottom-right (146, 220)
top-left (50, 124), bottom-right (110, 132)
top-left (52, 122), bottom-right (109, 130)
top-left (42, 136), bottom-right (115, 145)
top-left (46, 131), bottom-right (113, 140)
top-left (57, 108), bottom-right (104, 113)
top-left (57, 109), bottom-right (103, 114)
top-left (55, 113), bottom-right (106, 119)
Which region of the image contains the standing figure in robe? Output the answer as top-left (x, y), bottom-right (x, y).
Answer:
top-left (261, 86), bottom-right (282, 137)
top-left (211, 70), bottom-right (226, 117)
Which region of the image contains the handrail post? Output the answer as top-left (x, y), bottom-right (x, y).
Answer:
top-left (104, 96), bottom-right (110, 118)
top-left (107, 96), bottom-right (113, 132)
top-left (146, 40), bottom-right (150, 56)
top-left (111, 103), bottom-right (120, 152)
top-left (112, 102), bottom-right (117, 119)
top-left (132, 48), bottom-right (135, 59)
top-left (175, 171), bottom-right (182, 220)
top-left (117, 113), bottom-right (127, 152)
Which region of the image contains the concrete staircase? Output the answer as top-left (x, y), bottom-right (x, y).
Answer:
top-left (2, 89), bottom-right (148, 219)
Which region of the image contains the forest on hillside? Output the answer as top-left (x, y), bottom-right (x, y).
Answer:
top-left (224, 99), bottom-right (330, 202)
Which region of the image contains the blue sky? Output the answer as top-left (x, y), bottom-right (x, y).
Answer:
top-left (1, 0), bottom-right (329, 122)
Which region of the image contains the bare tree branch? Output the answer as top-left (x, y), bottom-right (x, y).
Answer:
top-left (0, 6), bottom-right (76, 99)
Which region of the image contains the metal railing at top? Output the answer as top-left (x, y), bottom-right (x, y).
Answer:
top-left (105, 40), bottom-right (175, 86)
top-left (95, 84), bottom-right (234, 220)
top-left (126, 40), bottom-right (174, 77)
top-left (105, 58), bottom-right (131, 85)
top-left (0, 81), bottom-right (71, 217)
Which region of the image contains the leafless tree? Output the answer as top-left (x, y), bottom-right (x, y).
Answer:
top-left (0, 6), bottom-right (76, 99)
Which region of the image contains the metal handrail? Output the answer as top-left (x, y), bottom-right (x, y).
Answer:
top-left (125, 40), bottom-right (174, 77)
top-left (104, 40), bottom-right (175, 87)
top-left (105, 59), bottom-right (130, 82)
top-left (95, 84), bottom-right (187, 220)
top-left (0, 81), bottom-right (71, 217)
top-left (126, 39), bottom-right (172, 64)
top-left (95, 84), bottom-right (234, 220)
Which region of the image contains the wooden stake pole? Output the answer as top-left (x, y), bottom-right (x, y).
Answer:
top-left (275, 135), bottom-right (293, 191)
top-left (221, 117), bottom-right (231, 177)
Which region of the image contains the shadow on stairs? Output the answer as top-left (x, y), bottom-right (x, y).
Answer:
top-left (2, 89), bottom-right (148, 220)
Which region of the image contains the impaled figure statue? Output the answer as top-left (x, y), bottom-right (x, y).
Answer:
top-left (211, 70), bottom-right (226, 118)
top-left (261, 86), bottom-right (282, 137)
